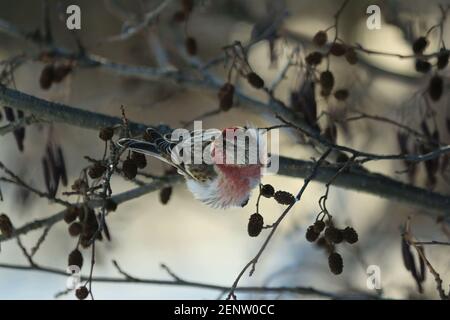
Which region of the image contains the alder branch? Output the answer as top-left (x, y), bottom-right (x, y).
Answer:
top-left (276, 115), bottom-right (450, 164)
top-left (0, 174), bottom-right (182, 243)
top-left (0, 17), bottom-right (320, 139)
top-left (0, 261), bottom-right (380, 299)
top-left (104, 0), bottom-right (176, 42)
top-left (1, 86), bottom-right (450, 219)
top-left (227, 149), bottom-right (332, 299)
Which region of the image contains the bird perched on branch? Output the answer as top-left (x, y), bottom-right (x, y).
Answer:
top-left (117, 126), bottom-right (266, 209)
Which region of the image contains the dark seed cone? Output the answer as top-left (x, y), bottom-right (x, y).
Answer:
top-left (131, 152), bottom-right (147, 169)
top-left (75, 286), bottom-right (89, 300)
top-left (437, 49), bottom-right (449, 70)
top-left (328, 252), bottom-right (343, 275)
top-left (313, 31), bottom-right (328, 47)
top-left (306, 225), bottom-right (319, 242)
top-left (0, 213), bottom-right (14, 238)
top-left (324, 227), bottom-right (343, 244)
top-left (185, 37), bottom-right (197, 55)
top-left (320, 71), bottom-right (335, 92)
top-left (260, 184), bottom-right (275, 198)
top-left (218, 83), bottom-right (234, 111)
top-left (305, 51), bottom-right (323, 65)
top-left (274, 191), bottom-right (296, 205)
top-left (247, 72), bottom-right (265, 89)
top-left (68, 222), bottom-right (82, 237)
top-left (68, 249), bottom-right (83, 268)
top-left (345, 48), bottom-right (358, 64)
top-left (330, 43), bottom-right (346, 56)
top-left (248, 213), bottom-right (264, 237)
top-left (313, 220), bottom-right (326, 233)
top-left (99, 127), bottom-right (114, 141)
top-left (159, 187), bottom-right (172, 205)
top-left (64, 207), bottom-right (80, 224)
top-left (39, 64), bottom-right (54, 90)
top-left (343, 227), bottom-right (358, 244)
top-left (412, 37), bottom-right (428, 54)
top-left (428, 75), bottom-right (443, 101)
top-left (334, 89), bottom-right (349, 101)
top-left (415, 59), bottom-right (431, 73)
top-left (122, 159), bottom-right (138, 179)
top-left (88, 163), bottom-right (106, 179)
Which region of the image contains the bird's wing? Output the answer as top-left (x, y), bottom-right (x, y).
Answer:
top-left (116, 128), bottom-right (216, 181)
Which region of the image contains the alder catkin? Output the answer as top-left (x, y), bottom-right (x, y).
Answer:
top-left (248, 213), bottom-right (264, 237)
top-left (328, 252), bottom-right (343, 274)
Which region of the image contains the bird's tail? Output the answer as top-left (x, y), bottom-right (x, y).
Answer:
top-left (116, 128), bottom-right (179, 169)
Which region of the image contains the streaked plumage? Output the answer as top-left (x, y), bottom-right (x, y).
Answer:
top-left (117, 127), bottom-right (264, 208)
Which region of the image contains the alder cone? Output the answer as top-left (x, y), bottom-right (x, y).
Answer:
top-left (328, 252), bottom-right (343, 274)
top-left (0, 214), bottom-right (13, 238)
top-left (313, 220), bottom-right (326, 233)
top-left (428, 75), bottom-right (443, 101)
top-left (248, 213), bottom-right (264, 237)
top-left (68, 249), bottom-right (83, 268)
top-left (39, 64), bottom-right (55, 90)
top-left (260, 184), bottom-right (275, 198)
top-left (412, 37), bottom-right (428, 54)
top-left (64, 207), bottom-right (79, 224)
top-left (75, 286), bottom-right (89, 300)
top-left (342, 227), bottom-right (358, 244)
top-left (247, 72), bottom-right (265, 89)
top-left (218, 83), bottom-right (234, 111)
top-left (305, 51), bottom-right (323, 65)
top-left (345, 48), bottom-right (358, 64)
top-left (313, 31), bottom-right (328, 47)
top-left (437, 49), bottom-right (449, 69)
top-left (415, 59), bottom-right (431, 73)
top-left (68, 222), bottom-right (82, 237)
top-left (159, 187), bottom-right (172, 205)
top-left (330, 43), bottom-right (346, 56)
top-left (274, 191), bottom-right (296, 205)
top-left (306, 226), bottom-right (319, 242)
top-left (320, 71), bottom-right (335, 92)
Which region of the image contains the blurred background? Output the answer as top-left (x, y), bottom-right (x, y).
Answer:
top-left (0, 0), bottom-right (449, 299)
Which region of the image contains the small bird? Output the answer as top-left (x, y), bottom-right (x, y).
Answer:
top-left (117, 127), bottom-right (265, 209)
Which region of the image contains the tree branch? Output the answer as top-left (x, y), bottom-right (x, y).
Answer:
top-left (1, 85), bottom-right (449, 221)
top-left (0, 261), bottom-right (379, 299)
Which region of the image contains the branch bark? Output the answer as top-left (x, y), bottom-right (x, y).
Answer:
top-left (0, 261), bottom-right (375, 299)
top-left (1, 85), bottom-right (450, 220)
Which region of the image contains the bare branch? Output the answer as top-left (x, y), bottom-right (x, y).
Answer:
top-left (0, 261), bottom-right (378, 299)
